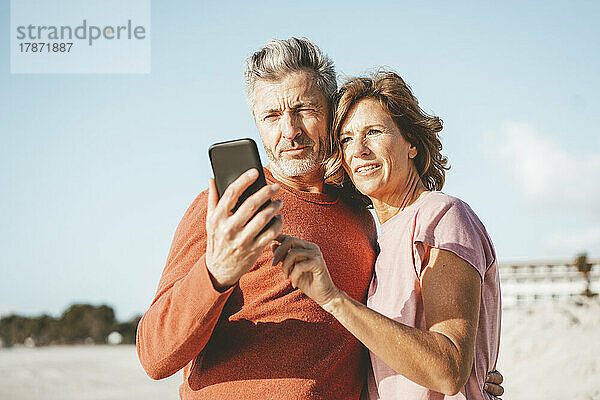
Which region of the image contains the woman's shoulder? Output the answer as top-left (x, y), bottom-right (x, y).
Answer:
top-left (414, 191), bottom-right (488, 237)
top-left (417, 191), bottom-right (474, 216)
top-left (415, 192), bottom-right (497, 272)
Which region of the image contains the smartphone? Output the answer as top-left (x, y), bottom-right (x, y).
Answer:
top-left (208, 138), bottom-right (270, 214)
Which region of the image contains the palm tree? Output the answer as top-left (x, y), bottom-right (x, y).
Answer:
top-left (574, 253), bottom-right (597, 298)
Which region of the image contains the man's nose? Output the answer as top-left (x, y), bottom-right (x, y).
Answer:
top-left (280, 113), bottom-right (301, 140)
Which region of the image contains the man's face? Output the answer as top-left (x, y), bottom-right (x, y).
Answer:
top-left (252, 71), bottom-right (329, 178)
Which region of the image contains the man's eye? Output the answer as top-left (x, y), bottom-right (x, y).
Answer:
top-left (264, 114), bottom-right (278, 121)
top-left (367, 129), bottom-right (380, 135)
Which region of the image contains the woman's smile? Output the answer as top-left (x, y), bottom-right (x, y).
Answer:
top-left (354, 163), bottom-right (382, 175)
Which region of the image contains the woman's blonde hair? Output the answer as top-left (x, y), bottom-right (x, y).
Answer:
top-left (325, 70), bottom-right (449, 207)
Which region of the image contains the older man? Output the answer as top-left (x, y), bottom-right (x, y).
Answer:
top-left (136, 37), bottom-right (378, 399)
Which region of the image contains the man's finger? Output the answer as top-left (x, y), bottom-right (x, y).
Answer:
top-left (486, 370), bottom-right (503, 384)
top-left (255, 215), bottom-right (284, 250)
top-left (239, 199), bottom-right (283, 242)
top-left (484, 382), bottom-right (504, 397)
top-left (218, 168), bottom-right (260, 215)
top-left (207, 178), bottom-right (218, 215)
top-left (232, 183), bottom-right (280, 227)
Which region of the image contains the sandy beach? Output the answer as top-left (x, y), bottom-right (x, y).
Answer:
top-left (496, 298), bottom-right (600, 399)
top-left (1, 298), bottom-right (599, 400)
top-left (0, 345), bottom-right (181, 400)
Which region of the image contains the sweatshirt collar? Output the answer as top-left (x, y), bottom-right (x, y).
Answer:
top-left (264, 167), bottom-right (338, 205)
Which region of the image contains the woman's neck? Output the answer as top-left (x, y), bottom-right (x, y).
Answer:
top-left (371, 170), bottom-right (428, 224)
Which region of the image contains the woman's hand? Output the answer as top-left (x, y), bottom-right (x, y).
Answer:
top-left (271, 235), bottom-right (341, 307)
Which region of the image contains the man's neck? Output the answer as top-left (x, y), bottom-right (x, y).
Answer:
top-left (266, 164), bottom-right (324, 193)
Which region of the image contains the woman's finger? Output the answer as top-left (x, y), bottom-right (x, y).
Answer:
top-left (281, 249), bottom-right (309, 278)
top-left (272, 235), bottom-right (309, 266)
top-left (281, 248), bottom-right (317, 278)
top-left (288, 260), bottom-right (314, 288)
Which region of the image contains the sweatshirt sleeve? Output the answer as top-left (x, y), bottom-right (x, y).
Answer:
top-left (136, 190), bottom-right (236, 380)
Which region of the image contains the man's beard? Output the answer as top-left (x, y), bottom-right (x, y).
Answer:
top-left (265, 135), bottom-right (327, 178)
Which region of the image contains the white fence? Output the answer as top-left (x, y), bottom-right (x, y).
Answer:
top-left (498, 257), bottom-right (600, 307)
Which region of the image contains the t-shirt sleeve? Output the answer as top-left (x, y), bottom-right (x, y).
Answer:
top-left (413, 196), bottom-right (494, 280)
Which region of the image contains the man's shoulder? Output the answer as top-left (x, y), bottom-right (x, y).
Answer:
top-left (193, 189), bottom-right (210, 207)
top-left (177, 189), bottom-right (210, 227)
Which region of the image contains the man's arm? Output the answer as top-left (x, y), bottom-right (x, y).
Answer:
top-left (137, 170), bottom-right (283, 380)
top-left (135, 192), bottom-right (233, 380)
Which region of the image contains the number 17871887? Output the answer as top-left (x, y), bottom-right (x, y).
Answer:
top-left (19, 42), bottom-right (73, 52)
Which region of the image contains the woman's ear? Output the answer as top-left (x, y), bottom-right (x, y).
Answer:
top-left (408, 144), bottom-right (418, 159)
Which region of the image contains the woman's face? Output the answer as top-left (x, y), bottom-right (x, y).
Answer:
top-left (339, 98), bottom-right (418, 201)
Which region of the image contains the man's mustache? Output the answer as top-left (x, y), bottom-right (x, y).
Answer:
top-left (277, 135), bottom-right (314, 153)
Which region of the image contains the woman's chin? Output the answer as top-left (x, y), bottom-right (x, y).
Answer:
top-left (353, 182), bottom-right (382, 199)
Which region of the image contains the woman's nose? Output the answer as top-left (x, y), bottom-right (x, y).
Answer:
top-left (353, 138), bottom-right (371, 158)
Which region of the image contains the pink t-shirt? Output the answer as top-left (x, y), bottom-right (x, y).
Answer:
top-left (366, 192), bottom-right (501, 400)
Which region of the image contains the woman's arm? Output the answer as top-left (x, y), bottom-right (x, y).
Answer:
top-left (272, 235), bottom-right (481, 396)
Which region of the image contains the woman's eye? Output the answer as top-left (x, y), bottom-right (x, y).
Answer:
top-left (367, 129), bottom-right (380, 135)
top-left (340, 137), bottom-right (352, 144)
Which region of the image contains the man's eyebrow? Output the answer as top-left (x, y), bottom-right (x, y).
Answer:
top-left (288, 99), bottom-right (322, 110)
top-left (303, 100), bottom-right (325, 108)
top-left (300, 100), bottom-right (318, 107)
top-left (259, 100), bottom-right (322, 115)
top-left (260, 108), bottom-right (282, 115)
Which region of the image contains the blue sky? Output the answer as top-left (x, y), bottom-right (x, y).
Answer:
top-left (1, 1), bottom-right (599, 321)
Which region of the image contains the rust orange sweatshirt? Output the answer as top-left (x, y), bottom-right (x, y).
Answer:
top-left (136, 168), bottom-right (378, 399)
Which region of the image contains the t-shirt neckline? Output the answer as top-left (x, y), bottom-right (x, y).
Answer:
top-left (381, 191), bottom-right (434, 232)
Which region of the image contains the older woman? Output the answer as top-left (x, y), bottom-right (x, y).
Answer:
top-left (271, 71), bottom-right (501, 399)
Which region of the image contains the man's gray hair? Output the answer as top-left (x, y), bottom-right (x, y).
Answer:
top-left (244, 37), bottom-right (337, 112)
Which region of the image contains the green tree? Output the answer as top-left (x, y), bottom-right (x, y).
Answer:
top-left (59, 304), bottom-right (117, 343)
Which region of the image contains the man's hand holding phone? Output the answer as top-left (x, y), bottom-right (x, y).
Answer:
top-left (205, 168), bottom-right (283, 290)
